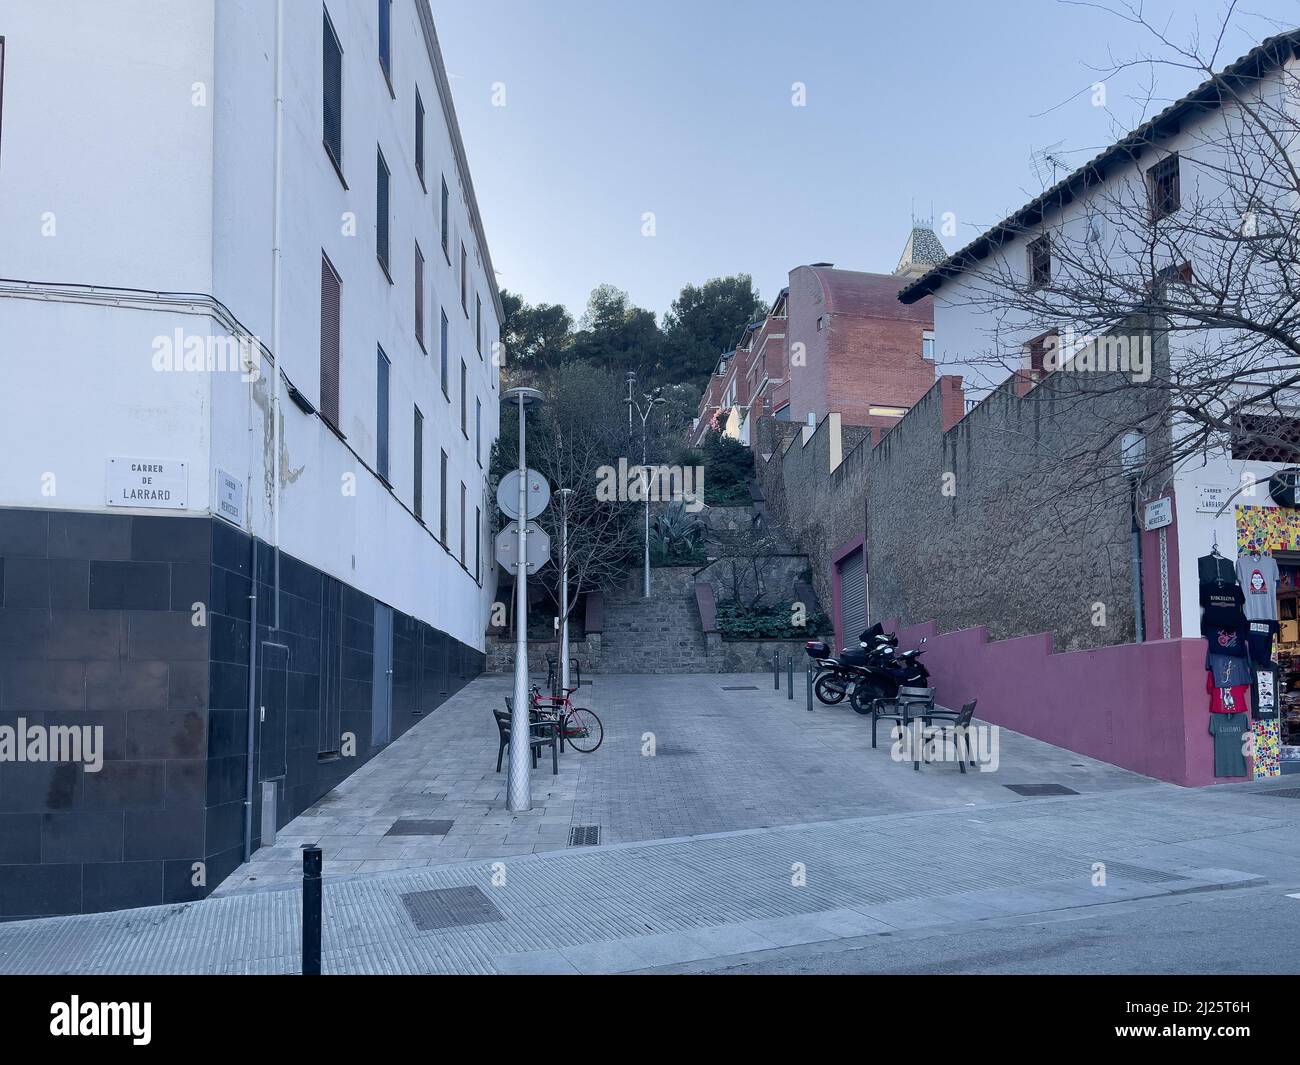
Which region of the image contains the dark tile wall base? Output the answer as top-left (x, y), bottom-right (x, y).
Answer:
top-left (0, 507), bottom-right (483, 918)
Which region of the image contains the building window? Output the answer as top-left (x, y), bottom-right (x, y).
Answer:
top-left (376, 148), bottom-right (390, 275)
top-left (1025, 330), bottom-right (1057, 373)
top-left (1148, 154), bottom-right (1180, 220)
top-left (475, 397), bottom-right (482, 466)
top-left (1027, 234), bottom-right (1051, 290)
top-left (816, 316), bottom-right (824, 331)
top-left (922, 330), bottom-right (935, 360)
top-left (460, 243), bottom-right (468, 314)
top-left (376, 347), bottom-right (390, 481)
top-left (460, 359), bottom-right (468, 436)
top-left (475, 506), bottom-right (481, 581)
top-left (440, 176), bottom-right (450, 261)
top-left (322, 9), bottom-right (344, 178)
top-left (414, 242), bottom-right (425, 351)
top-left (439, 450), bottom-right (448, 543)
top-left (319, 254), bottom-right (342, 429)
top-left (440, 308), bottom-right (449, 397)
top-left (414, 88), bottom-right (425, 188)
top-left (459, 482), bottom-right (467, 566)
top-left (413, 406), bottom-right (424, 520)
top-left (377, 0), bottom-right (392, 88)
top-left (476, 294), bottom-right (483, 356)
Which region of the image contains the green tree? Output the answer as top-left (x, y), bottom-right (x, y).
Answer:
top-left (500, 288), bottom-right (573, 374)
top-left (660, 275), bottom-right (764, 388)
top-left (569, 284), bottom-right (662, 378)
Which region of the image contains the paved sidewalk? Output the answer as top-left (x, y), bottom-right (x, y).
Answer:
top-left (1, 783), bottom-right (1297, 974)
top-left (216, 670), bottom-right (1152, 893)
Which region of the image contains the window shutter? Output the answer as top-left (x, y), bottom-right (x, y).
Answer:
top-left (319, 255), bottom-right (342, 428)
top-left (322, 13), bottom-right (343, 167)
top-left (440, 177), bottom-right (449, 257)
top-left (377, 348), bottom-right (390, 475)
top-left (440, 309), bottom-right (449, 396)
top-left (415, 243), bottom-right (425, 349)
top-left (460, 359), bottom-right (467, 435)
top-left (413, 407), bottom-right (424, 520)
top-left (415, 91), bottom-right (425, 184)
top-left (439, 451), bottom-right (448, 543)
top-left (376, 150), bottom-right (390, 269)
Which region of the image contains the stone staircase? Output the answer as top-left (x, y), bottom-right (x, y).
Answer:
top-left (600, 566), bottom-right (713, 673)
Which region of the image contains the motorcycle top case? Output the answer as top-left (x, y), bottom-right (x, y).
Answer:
top-left (804, 640), bottom-right (831, 658)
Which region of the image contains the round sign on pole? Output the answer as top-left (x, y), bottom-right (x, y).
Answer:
top-left (497, 469), bottom-right (551, 521)
top-left (494, 521), bottom-right (552, 575)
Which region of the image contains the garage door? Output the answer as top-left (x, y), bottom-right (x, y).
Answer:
top-left (837, 547), bottom-right (866, 645)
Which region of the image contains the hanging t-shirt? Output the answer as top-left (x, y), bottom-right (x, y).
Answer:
top-left (1200, 581), bottom-right (1245, 613)
top-left (1206, 672), bottom-right (1251, 714)
top-left (1209, 712), bottom-right (1250, 777)
top-left (1202, 619), bottom-right (1251, 657)
top-left (1199, 553), bottom-right (1237, 584)
top-left (1206, 652), bottom-right (1252, 688)
top-left (1236, 555), bottom-right (1280, 622)
top-left (1253, 666), bottom-right (1278, 721)
top-left (1246, 619), bottom-right (1279, 667)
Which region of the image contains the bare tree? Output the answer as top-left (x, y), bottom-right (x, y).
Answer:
top-left (923, 6), bottom-right (1300, 518)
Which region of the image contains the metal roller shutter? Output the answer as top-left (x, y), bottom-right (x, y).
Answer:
top-left (837, 547), bottom-right (866, 645)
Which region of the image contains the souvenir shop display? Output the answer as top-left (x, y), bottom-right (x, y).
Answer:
top-left (1199, 544), bottom-right (1261, 778)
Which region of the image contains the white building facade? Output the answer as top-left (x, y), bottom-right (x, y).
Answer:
top-left (0, 0), bottom-right (503, 915)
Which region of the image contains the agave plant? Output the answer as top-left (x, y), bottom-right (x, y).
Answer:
top-left (649, 502), bottom-right (707, 563)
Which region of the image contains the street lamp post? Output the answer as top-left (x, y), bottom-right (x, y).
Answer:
top-left (558, 487), bottom-right (574, 693)
top-left (503, 386), bottom-right (543, 813)
top-left (625, 373), bottom-right (665, 599)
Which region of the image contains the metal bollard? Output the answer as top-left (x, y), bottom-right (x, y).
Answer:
top-left (773, 650), bottom-right (780, 690)
top-left (787, 654), bottom-right (793, 700)
top-left (806, 663), bottom-right (814, 712)
top-left (302, 844), bottom-right (322, 976)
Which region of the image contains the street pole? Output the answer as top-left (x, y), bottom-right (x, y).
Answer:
top-left (641, 419), bottom-right (650, 598)
top-left (559, 487), bottom-right (572, 693)
top-left (509, 391), bottom-right (531, 812)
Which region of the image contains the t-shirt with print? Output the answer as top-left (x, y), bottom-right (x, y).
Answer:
top-left (1208, 711), bottom-right (1250, 778)
top-left (1236, 555), bottom-right (1279, 621)
top-left (1206, 652), bottom-right (1251, 688)
top-left (1206, 672), bottom-right (1251, 715)
top-left (1246, 619), bottom-right (1279, 668)
top-left (1200, 581), bottom-right (1245, 614)
top-left (1202, 618), bottom-right (1250, 658)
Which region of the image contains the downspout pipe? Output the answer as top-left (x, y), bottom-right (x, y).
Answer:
top-left (243, 537), bottom-right (259, 864)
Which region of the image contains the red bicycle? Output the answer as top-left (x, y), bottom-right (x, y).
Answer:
top-left (529, 684), bottom-right (604, 753)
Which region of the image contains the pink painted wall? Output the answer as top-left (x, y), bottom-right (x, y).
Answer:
top-left (883, 618), bottom-right (1247, 787)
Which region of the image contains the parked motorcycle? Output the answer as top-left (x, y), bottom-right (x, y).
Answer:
top-left (804, 624), bottom-right (899, 705)
top-left (847, 637), bottom-right (931, 715)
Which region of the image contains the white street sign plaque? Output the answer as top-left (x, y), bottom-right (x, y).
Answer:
top-left (215, 468), bottom-right (245, 527)
top-left (495, 520), bottom-right (551, 575)
top-left (1143, 497), bottom-right (1172, 531)
top-left (497, 469), bottom-right (550, 521)
top-left (107, 457), bottom-right (187, 509)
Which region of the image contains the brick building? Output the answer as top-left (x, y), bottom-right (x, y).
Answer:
top-left (691, 225), bottom-right (944, 449)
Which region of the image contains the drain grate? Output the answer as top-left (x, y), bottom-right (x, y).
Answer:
top-left (385, 819), bottom-right (455, 836)
top-left (1257, 787), bottom-right (1300, 798)
top-left (568, 825), bottom-right (601, 847)
top-left (399, 886), bottom-right (504, 931)
top-left (1003, 784), bottom-right (1079, 797)
top-left (722, 685), bottom-right (759, 691)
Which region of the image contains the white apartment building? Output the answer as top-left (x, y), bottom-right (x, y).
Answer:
top-left (0, 0), bottom-right (505, 915)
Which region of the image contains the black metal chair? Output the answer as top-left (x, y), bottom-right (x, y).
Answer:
top-left (871, 686), bottom-right (935, 770)
top-left (921, 700), bottom-right (979, 773)
top-left (494, 701), bottom-right (558, 775)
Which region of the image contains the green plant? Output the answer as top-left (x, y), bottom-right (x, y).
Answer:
top-left (699, 431), bottom-right (755, 506)
top-left (649, 502), bottom-right (707, 565)
top-left (715, 601), bottom-right (831, 640)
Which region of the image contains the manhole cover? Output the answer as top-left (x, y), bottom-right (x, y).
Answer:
top-left (399, 886), bottom-right (504, 930)
top-left (569, 825), bottom-right (601, 846)
top-left (1256, 787), bottom-right (1300, 798)
top-left (386, 819), bottom-right (455, 836)
top-left (1003, 784), bottom-right (1079, 797)
top-left (722, 686), bottom-right (759, 691)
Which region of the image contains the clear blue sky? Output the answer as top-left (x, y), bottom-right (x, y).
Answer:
top-left (430, 0), bottom-right (1297, 320)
